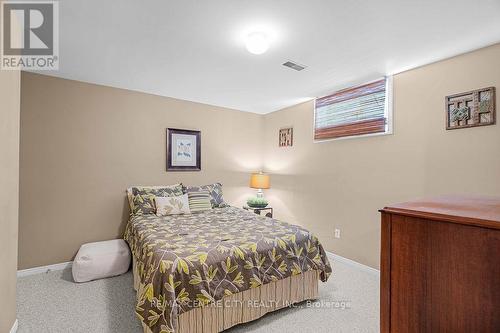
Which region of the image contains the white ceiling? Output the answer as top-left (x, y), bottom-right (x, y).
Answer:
top-left (37, 0), bottom-right (500, 114)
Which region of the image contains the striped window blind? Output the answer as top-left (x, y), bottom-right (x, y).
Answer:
top-left (314, 78), bottom-right (389, 140)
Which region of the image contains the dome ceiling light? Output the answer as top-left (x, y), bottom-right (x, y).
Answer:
top-left (245, 31), bottom-right (270, 55)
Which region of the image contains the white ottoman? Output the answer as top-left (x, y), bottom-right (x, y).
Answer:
top-left (72, 239), bottom-right (131, 283)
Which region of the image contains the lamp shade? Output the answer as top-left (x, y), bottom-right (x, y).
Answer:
top-left (249, 173), bottom-right (270, 189)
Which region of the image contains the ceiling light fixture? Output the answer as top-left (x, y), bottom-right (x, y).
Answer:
top-left (245, 31), bottom-right (270, 55)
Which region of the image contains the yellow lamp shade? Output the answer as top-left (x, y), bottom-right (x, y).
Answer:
top-left (249, 173), bottom-right (270, 189)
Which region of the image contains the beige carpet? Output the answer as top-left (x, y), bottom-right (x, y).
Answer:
top-left (17, 253), bottom-right (379, 332)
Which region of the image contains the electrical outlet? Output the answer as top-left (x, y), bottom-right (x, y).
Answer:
top-left (334, 228), bottom-right (341, 239)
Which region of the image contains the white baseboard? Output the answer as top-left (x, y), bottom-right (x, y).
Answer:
top-left (16, 255), bottom-right (376, 278)
top-left (17, 261), bottom-right (72, 278)
top-left (10, 319), bottom-right (18, 333)
top-left (16, 255), bottom-right (378, 278)
top-left (326, 251), bottom-right (380, 275)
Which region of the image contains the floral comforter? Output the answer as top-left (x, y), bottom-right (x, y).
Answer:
top-left (124, 206), bottom-right (332, 333)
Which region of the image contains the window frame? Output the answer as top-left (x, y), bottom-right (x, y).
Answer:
top-left (313, 76), bottom-right (393, 143)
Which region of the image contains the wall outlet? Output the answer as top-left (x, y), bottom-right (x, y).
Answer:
top-left (334, 228), bottom-right (341, 239)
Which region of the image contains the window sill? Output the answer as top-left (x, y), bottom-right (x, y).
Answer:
top-left (313, 130), bottom-right (393, 143)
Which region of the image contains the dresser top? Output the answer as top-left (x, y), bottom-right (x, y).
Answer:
top-left (381, 195), bottom-right (500, 229)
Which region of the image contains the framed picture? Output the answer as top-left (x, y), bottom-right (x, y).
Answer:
top-left (166, 128), bottom-right (201, 171)
top-left (279, 127), bottom-right (293, 147)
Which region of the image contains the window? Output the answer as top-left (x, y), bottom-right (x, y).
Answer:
top-left (314, 77), bottom-right (392, 140)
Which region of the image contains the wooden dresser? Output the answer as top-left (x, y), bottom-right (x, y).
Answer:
top-left (379, 196), bottom-right (500, 333)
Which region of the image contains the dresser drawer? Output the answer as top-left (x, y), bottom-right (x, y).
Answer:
top-left (380, 196), bottom-right (500, 333)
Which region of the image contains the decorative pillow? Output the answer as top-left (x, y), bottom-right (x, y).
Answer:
top-left (188, 191), bottom-right (212, 213)
top-left (155, 194), bottom-right (191, 216)
top-left (130, 184), bottom-right (184, 215)
top-left (185, 183), bottom-right (227, 208)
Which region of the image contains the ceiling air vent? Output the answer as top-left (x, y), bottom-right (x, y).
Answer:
top-left (282, 61), bottom-right (306, 71)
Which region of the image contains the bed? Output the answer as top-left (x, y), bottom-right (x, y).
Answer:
top-left (124, 205), bottom-right (332, 333)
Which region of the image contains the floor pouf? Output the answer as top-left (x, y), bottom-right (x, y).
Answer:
top-left (72, 239), bottom-right (131, 283)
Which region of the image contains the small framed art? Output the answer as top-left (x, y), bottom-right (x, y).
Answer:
top-left (166, 128), bottom-right (201, 171)
top-left (279, 127), bottom-right (293, 147)
top-left (445, 87), bottom-right (496, 130)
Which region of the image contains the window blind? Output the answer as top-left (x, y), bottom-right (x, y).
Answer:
top-left (314, 78), bottom-right (387, 140)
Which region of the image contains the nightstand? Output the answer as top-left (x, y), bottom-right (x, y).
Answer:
top-left (243, 206), bottom-right (273, 218)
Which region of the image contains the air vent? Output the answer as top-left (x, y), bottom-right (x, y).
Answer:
top-left (283, 61), bottom-right (306, 71)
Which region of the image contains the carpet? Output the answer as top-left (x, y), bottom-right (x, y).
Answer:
top-left (17, 253), bottom-right (379, 332)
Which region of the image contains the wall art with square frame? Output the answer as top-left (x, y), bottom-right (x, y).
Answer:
top-left (166, 128), bottom-right (201, 171)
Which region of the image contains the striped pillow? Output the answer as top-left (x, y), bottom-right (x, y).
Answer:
top-left (188, 191), bottom-right (212, 213)
top-left (185, 183), bottom-right (227, 208)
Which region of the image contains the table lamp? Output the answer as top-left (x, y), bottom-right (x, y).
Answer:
top-left (247, 172), bottom-right (270, 208)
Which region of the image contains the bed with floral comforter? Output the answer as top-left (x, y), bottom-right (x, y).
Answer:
top-left (124, 206), bottom-right (332, 333)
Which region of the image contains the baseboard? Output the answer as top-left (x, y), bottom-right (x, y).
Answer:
top-left (17, 261), bottom-right (72, 278)
top-left (17, 255), bottom-right (378, 277)
top-left (17, 255), bottom-right (376, 278)
top-left (326, 251), bottom-right (380, 275)
top-left (10, 319), bottom-right (18, 333)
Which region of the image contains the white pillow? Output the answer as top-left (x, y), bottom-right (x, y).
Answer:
top-left (156, 194), bottom-right (191, 216)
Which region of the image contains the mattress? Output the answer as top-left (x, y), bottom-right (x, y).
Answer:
top-left (124, 206), bottom-right (332, 333)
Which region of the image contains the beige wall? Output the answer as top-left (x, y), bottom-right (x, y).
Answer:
top-left (19, 44), bottom-right (500, 271)
top-left (0, 69), bottom-right (20, 331)
top-left (263, 44), bottom-right (500, 269)
top-left (19, 73), bottom-right (263, 269)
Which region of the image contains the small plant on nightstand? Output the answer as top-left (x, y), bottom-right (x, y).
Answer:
top-left (246, 196), bottom-right (269, 208)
